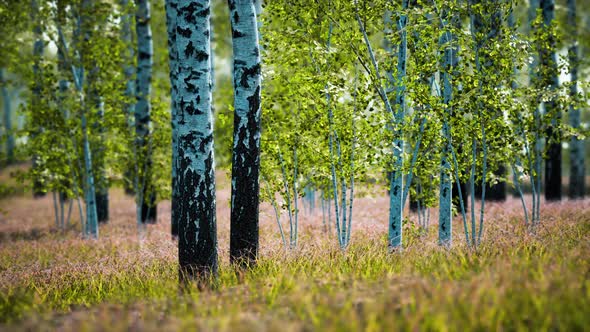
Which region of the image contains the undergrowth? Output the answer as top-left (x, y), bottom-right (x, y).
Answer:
top-left (0, 217), bottom-right (587, 331)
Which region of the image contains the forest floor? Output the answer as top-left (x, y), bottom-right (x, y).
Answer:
top-left (0, 171), bottom-right (589, 331)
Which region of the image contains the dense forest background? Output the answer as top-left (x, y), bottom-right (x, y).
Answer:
top-left (1, 1), bottom-right (588, 192)
top-left (0, 0), bottom-right (588, 247)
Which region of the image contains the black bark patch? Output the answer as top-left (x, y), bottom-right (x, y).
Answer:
top-left (178, 145), bottom-right (217, 283)
top-left (183, 75), bottom-right (197, 94)
top-left (199, 133), bottom-right (213, 154)
top-left (181, 2), bottom-right (202, 25)
top-left (138, 51), bottom-right (151, 61)
top-left (182, 100), bottom-right (200, 116)
top-left (171, 157), bottom-right (180, 238)
top-left (239, 63), bottom-right (261, 89)
top-left (232, 28), bottom-right (245, 38)
top-left (177, 26), bottom-right (192, 38)
top-left (247, 86), bottom-right (261, 114)
top-left (194, 49), bottom-right (209, 62)
top-left (185, 41), bottom-right (196, 58)
top-left (230, 86), bottom-right (261, 266)
top-left (196, 7), bottom-right (210, 18)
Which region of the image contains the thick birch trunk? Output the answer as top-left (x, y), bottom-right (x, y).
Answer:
top-left (228, 0), bottom-right (262, 266)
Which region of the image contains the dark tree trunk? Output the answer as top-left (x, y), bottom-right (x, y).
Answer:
top-left (141, 195), bottom-right (157, 224)
top-left (544, 140), bottom-right (562, 201)
top-left (486, 166), bottom-right (506, 202)
top-left (409, 192), bottom-right (418, 213)
top-left (96, 193), bottom-right (109, 223)
top-left (452, 181), bottom-right (468, 212)
top-left (228, 0), bottom-right (262, 266)
top-left (540, 0), bottom-right (562, 201)
top-left (567, 0), bottom-right (584, 199)
top-left (474, 172), bottom-right (506, 202)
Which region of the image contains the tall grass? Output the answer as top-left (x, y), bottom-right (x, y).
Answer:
top-left (0, 187), bottom-right (588, 330)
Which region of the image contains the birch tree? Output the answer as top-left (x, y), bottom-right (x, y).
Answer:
top-left (78, 0), bottom-right (99, 238)
top-left (31, 0), bottom-right (46, 198)
top-left (135, 0), bottom-right (157, 224)
top-left (165, 0), bottom-right (180, 238)
top-left (0, 2), bottom-right (27, 166)
top-left (357, 0), bottom-right (410, 249)
top-left (120, 0), bottom-right (136, 196)
top-left (84, 2), bottom-right (109, 224)
top-left (0, 69), bottom-right (14, 164)
top-left (437, 2), bottom-right (459, 246)
top-left (173, 0), bottom-right (218, 283)
top-left (567, 0), bottom-right (585, 198)
top-left (388, 0), bottom-right (408, 249)
top-left (526, 0), bottom-right (542, 225)
top-left (228, 0), bottom-right (262, 266)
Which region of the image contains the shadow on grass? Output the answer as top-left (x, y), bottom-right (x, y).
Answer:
top-left (0, 228), bottom-right (46, 244)
top-left (0, 224), bottom-right (78, 244)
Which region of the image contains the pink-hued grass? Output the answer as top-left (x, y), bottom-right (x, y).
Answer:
top-left (0, 173), bottom-right (588, 331)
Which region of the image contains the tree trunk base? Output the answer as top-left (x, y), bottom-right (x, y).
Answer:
top-left (96, 192), bottom-right (109, 223)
